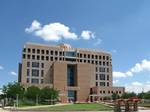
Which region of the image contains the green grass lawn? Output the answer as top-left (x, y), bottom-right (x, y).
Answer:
top-left (22, 103), bottom-right (113, 111)
top-left (139, 102), bottom-right (150, 108)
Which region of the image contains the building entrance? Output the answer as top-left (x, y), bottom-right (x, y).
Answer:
top-left (68, 90), bottom-right (76, 103)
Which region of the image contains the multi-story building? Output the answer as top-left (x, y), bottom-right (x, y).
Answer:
top-left (18, 42), bottom-right (125, 103)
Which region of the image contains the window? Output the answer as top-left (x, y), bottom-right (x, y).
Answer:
top-left (96, 82), bottom-right (98, 86)
top-left (27, 69), bottom-right (30, 76)
top-left (95, 55), bottom-right (98, 59)
top-left (106, 56), bottom-right (109, 60)
top-left (108, 91), bottom-right (110, 94)
top-left (59, 51), bottom-right (62, 56)
top-left (32, 49), bottom-right (35, 53)
top-left (96, 74), bottom-right (98, 80)
top-left (103, 91), bottom-right (105, 93)
top-left (92, 60), bottom-right (94, 64)
top-left (28, 48), bottom-right (31, 53)
top-left (41, 70), bottom-right (44, 77)
top-left (88, 54), bottom-right (90, 58)
top-left (107, 82), bottom-right (109, 86)
top-left (99, 74), bottom-right (105, 80)
top-left (80, 53), bottom-right (82, 58)
top-left (27, 55), bottom-right (30, 59)
top-left (95, 61), bottom-right (98, 65)
top-left (27, 62), bottom-right (30, 67)
top-left (32, 69), bottom-right (39, 77)
top-left (37, 49), bottom-right (40, 54)
top-left (96, 67), bottom-right (98, 72)
top-left (46, 56), bottom-right (49, 61)
top-left (80, 59), bottom-right (82, 62)
top-left (55, 51), bottom-right (58, 55)
top-left (51, 50), bottom-right (53, 55)
top-left (100, 82), bottom-right (105, 86)
top-left (107, 75), bottom-right (109, 80)
top-left (107, 68), bottom-right (109, 72)
top-left (37, 55), bottom-right (40, 60)
top-left (32, 62), bottom-right (39, 68)
top-left (41, 56), bottom-right (44, 60)
top-left (42, 50), bottom-right (45, 54)
top-left (31, 78), bottom-right (39, 84)
top-left (107, 62), bottom-right (109, 66)
top-left (103, 56), bottom-right (105, 60)
top-left (41, 63), bottom-right (44, 68)
top-left (50, 57), bottom-right (53, 61)
top-left (41, 79), bottom-right (44, 84)
top-left (99, 61), bottom-right (101, 65)
top-left (103, 62), bottom-right (105, 66)
top-left (55, 57), bottom-right (58, 61)
top-left (27, 78), bottom-right (29, 83)
top-left (46, 50), bottom-right (49, 55)
top-left (23, 54), bottom-right (26, 59)
top-left (84, 60), bottom-right (86, 63)
top-left (65, 51), bottom-right (76, 57)
top-left (84, 54), bottom-right (86, 58)
top-left (88, 60), bottom-right (90, 63)
top-left (99, 67), bottom-right (105, 72)
top-left (92, 55), bottom-right (94, 59)
top-left (32, 55), bottom-right (35, 60)
top-left (99, 55), bottom-right (101, 59)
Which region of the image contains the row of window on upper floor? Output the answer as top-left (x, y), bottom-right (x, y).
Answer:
top-left (23, 48), bottom-right (111, 60)
top-left (23, 54), bottom-right (111, 66)
top-left (98, 90), bottom-right (122, 94)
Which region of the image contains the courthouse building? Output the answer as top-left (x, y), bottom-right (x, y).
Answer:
top-left (18, 42), bottom-right (124, 103)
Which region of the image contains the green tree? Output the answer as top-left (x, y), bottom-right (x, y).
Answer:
top-left (137, 92), bottom-right (146, 99)
top-left (25, 86), bottom-right (41, 100)
top-left (121, 92), bottom-right (136, 99)
top-left (143, 91), bottom-right (150, 100)
top-left (112, 93), bottom-right (120, 100)
top-left (40, 87), bottom-right (59, 101)
top-left (2, 82), bottom-right (24, 99)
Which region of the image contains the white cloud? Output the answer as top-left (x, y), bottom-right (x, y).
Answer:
top-left (132, 81), bottom-right (143, 86)
top-left (94, 38), bottom-right (102, 46)
top-left (25, 20), bottom-right (78, 41)
top-left (25, 20), bottom-right (41, 33)
top-left (113, 71), bottom-right (126, 78)
top-left (10, 71), bottom-right (17, 76)
top-left (113, 59), bottom-right (150, 78)
top-left (0, 65), bottom-right (4, 70)
top-left (113, 80), bottom-right (119, 84)
top-left (126, 82), bottom-right (150, 93)
top-left (81, 30), bottom-right (95, 40)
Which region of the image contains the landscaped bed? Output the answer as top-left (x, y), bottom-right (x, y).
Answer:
top-left (18, 103), bottom-right (113, 111)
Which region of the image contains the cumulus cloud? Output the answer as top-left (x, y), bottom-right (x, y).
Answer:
top-left (10, 71), bottom-right (17, 76)
top-left (25, 20), bottom-right (41, 32)
top-left (81, 30), bottom-right (95, 40)
top-left (113, 80), bottom-right (119, 84)
top-left (113, 59), bottom-right (150, 78)
top-left (0, 65), bottom-right (4, 70)
top-left (132, 81), bottom-right (143, 86)
top-left (94, 38), bottom-right (102, 46)
top-left (126, 81), bottom-right (150, 93)
top-left (25, 20), bottom-right (78, 41)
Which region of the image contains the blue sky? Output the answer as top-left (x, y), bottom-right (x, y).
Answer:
top-left (0, 0), bottom-right (150, 93)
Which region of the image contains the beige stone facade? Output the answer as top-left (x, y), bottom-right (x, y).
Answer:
top-left (18, 42), bottom-right (125, 103)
